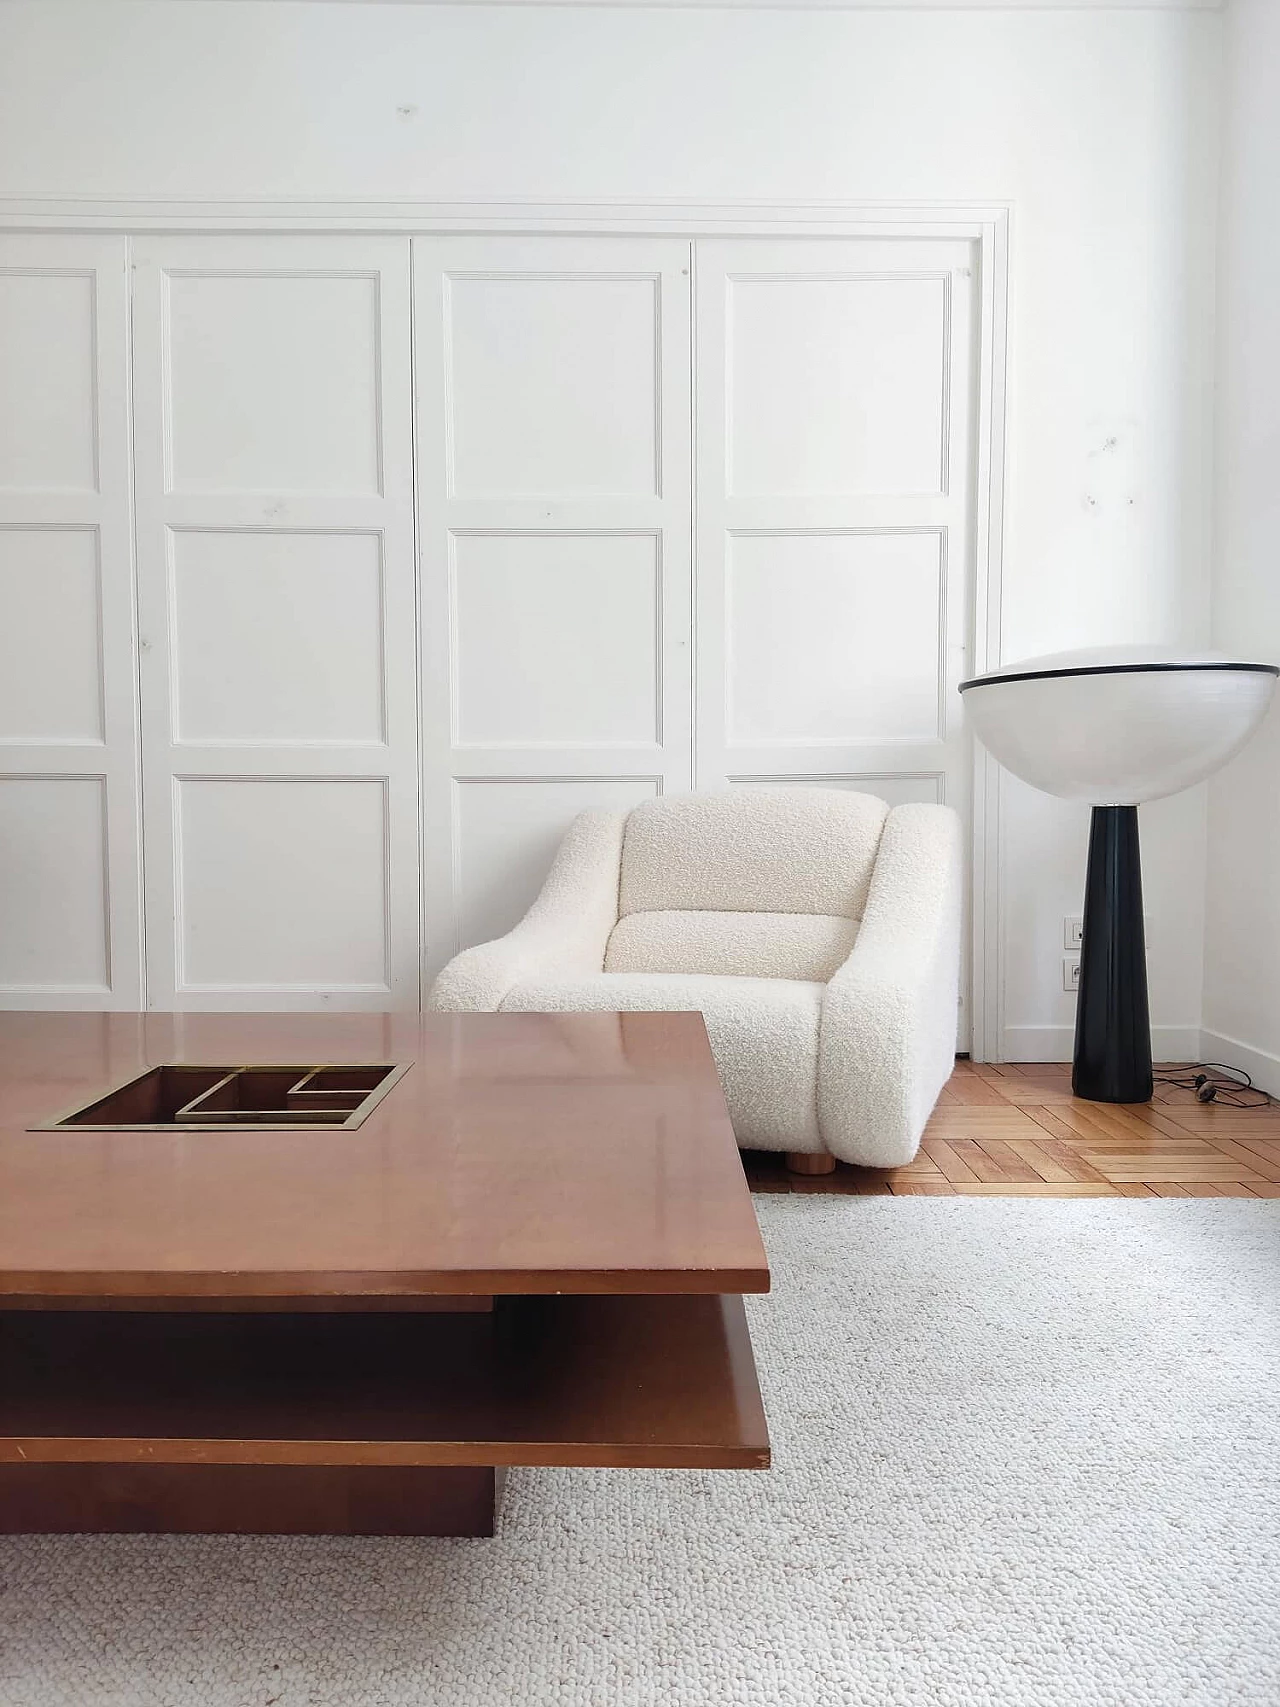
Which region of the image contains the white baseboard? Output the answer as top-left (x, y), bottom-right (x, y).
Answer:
top-left (1199, 1029), bottom-right (1280, 1098)
top-left (991, 1025), bottom-right (1280, 1096)
top-left (998, 1024), bottom-right (1204, 1064)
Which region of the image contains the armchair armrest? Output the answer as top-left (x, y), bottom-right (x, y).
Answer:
top-left (818, 804), bottom-right (963, 1167)
top-left (427, 809), bottom-right (628, 1012)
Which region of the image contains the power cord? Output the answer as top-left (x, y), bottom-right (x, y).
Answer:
top-left (1153, 1062), bottom-right (1272, 1108)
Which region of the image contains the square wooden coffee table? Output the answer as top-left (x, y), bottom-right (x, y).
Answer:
top-left (0, 1010), bottom-right (769, 1536)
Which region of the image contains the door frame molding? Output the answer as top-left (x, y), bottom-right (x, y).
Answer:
top-left (0, 198), bottom-right (1009, 1057)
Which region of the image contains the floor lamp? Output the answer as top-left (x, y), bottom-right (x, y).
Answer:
top-left (960, 647), bottom-right (1278, 1103)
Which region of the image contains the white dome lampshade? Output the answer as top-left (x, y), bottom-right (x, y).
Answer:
top-left (960, 645), bottom-right (1278, 806)
top-left (959, 646), bottom-right (1278, 1103)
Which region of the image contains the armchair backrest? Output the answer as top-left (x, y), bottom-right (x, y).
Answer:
top-left (604, 788), bottom-right (889, 982)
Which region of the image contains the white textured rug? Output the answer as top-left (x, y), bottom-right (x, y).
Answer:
top-left (2, 1197), bottom-right (1278, 1707)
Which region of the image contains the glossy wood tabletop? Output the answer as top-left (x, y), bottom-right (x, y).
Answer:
top-left (0, 1011), bottom-right (769, 1301)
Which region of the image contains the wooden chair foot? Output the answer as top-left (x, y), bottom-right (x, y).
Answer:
top-left (785, 1150), bottom-right (837, 1176)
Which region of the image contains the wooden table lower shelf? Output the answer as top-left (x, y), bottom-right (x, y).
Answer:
top-left (0, 1293), bottom-right (769, 1536)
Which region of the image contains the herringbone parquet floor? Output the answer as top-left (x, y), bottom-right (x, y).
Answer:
top-left (744, 1059), bottom-right (1280, 1197)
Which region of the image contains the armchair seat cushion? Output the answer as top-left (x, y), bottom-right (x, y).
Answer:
top-left (501, 972), bottom-right (825, 1152)
top-left (604, 910), bottom-right (857, 982)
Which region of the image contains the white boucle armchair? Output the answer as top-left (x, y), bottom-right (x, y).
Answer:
top-left (428, 789), bottom-right (963, 1170)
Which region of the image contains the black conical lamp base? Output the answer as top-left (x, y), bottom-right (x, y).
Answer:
top-left (1072, 805), bottom-right (1153, 1103)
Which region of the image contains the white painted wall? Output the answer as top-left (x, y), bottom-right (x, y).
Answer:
top-left (0, 1), bottom-right (1220, 1055)
top-left (1203, 0), bottom-right (1280, 1091)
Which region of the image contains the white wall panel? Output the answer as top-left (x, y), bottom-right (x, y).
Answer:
top-left (0, 777), bottom-right (109, 993)
top-left (455, 777), bottom-right (659, 950)
top-left (453, 532), bottom-right (660, 746)
top-left (728, 276), bottom-right (948, 497)
top-left (727, 530), bottom-right (943, 743)
top-left (0, 270), bottom-right (97, 493)
top-left (0, 527), bottom-right (103, 743)
top-left (447, 275), bottom-right (660, 499)
top-left (132, 235), bottom-right (419, 1009)
top-left (416, 236), bottom-right (692, 975)
top-left (176, 778), bottom-right (389, 992)
top-left (0, 236), bottom-right (142, 1007)
top-left (170, 529), bottom-right (385, 745)
top-left (165, 272), bottom-right (382, 495)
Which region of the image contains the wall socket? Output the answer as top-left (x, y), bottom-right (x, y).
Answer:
top-left (1062, 956), bottom-right (1082, 992)
top-left (1064, 915), bottom-right (1153, 950)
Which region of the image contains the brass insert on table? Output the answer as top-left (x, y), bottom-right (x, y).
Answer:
top-left (33, 1063), bottom-right (411, 1132)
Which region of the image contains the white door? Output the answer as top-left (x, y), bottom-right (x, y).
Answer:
top-left (0, 235), bottom-right (142, 1008)
top-left (695, 238), bottom-right (976, 1033)
top-left (694, 238), bottom-right (974, 807)
top-left (131, 236), bottom-right (420, 1009)
top-left (413, 236), bottom-right (693, 980)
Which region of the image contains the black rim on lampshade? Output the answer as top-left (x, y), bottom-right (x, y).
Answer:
top-left (959, 660), bottom-right (1279, 694)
